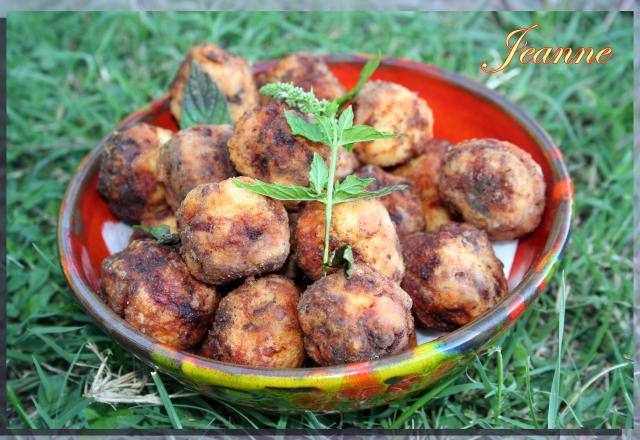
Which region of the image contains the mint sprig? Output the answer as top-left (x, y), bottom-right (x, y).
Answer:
top-left (234, 58), bottom-right (402, 278)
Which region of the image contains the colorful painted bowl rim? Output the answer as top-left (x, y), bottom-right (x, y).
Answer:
top-left (58, 54), bottom-right (572, 385)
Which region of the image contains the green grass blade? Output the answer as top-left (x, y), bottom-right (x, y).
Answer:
top-left (150, 371), bottom-right (183, 429)
top-left (31, 398), bottom-right (55, 428)
top-left (390, 374), bottom-right (458, 428)
top-left (548, 272), bottom-right (566, 428)
top-left (7, 385), bottom-right (37, 429)
top-left (525, 356), bottom-right (540, 429)
top-left (493, 347), bottom-right (503, 425)
top-left (51, 396), bottom-right (94, 429)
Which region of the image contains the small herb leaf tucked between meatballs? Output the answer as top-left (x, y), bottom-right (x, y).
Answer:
top-left (180, 62), bottom-right (232, 128)
top-left (133, 224), bottom-right (180, 245)
top-left (328, 243), bottom-right (355, 278)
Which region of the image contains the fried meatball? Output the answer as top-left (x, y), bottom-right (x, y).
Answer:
top-left (97, 122), bottom-right (173, 223)
top-left (401, 223), bottom-right (508, 331)
top-left (169, 43), bottom-right (258, 122)
top-left (256, 52), bottom-right (345, 102)
top-left (438, 138), bottom-right (546, 240)
top-left (298, 264), bottom-right (414, 366)
top-left (228, 102), bottom-right (358, 189)
top-left (158, 125), bottom-right (236, 210)
top-left (177, 177), bottom-right (290, 284)
top-left (294, 199), bottom-right (404, 282)
top-left (353, 165), bottom-right (424, 238)
top-left (100, 239), bottom-right (219, 349)
top-left (392, 139), bottom-right (456, 231)
top-left (352, 81), bottom-right (434, 167)
top-left (200, 275), bottom-right (304, 368)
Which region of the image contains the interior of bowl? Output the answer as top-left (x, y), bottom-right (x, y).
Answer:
top-left (58, 55), bottom-right (572, 377)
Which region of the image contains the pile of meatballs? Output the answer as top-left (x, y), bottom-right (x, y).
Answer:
top-left (97, 44), bottom-right (546, 368)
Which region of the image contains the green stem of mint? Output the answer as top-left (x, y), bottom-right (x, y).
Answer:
top-left (322, 144), bottom-right (340, 274)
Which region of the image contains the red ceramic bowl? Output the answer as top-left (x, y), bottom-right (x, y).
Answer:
top-left (58, 55), bottom-right (572, 413)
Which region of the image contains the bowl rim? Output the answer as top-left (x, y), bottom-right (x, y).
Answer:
top-left (57, 54), bottom-right (572, 381)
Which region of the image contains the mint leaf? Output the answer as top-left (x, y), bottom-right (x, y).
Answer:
top-left (340, 125), bottom-right (396, 151)
top-left (355, 183), bottom-right (408, 199)
top-left (334, 175), bottom-right (375, 195)
top-left (309, 152), bottom-right (329, 195)
top-left (325, 100), bottom-right (339, 117)
top-left (233, 178), bottom-right (319, 201)
top-left (333, 175), bottom-right (407, 204)
top-left (315, 115), bottom-right (338, 146)
top-left (328, 244), bottom-right (355, 278)
top-left (336, 54), bottom-right (381, 108)
top-left (337, 105), bottom-right (354, 134)
top-left (180, 62), bottom-right (232, 128)
top-left (133, 224), bottom-right (180, 245)
top-left (284, 111), bottom-right (327, 143)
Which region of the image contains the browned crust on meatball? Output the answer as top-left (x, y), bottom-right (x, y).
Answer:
top-left (100, 239), bottom-right (219, 349)
top-left (200, 275), bottom-right (305, 368)
top-left (294, 199), bottom-right (404, 282)
top-left (177, 177), bottom-right (290, 284)
top-left (354, 165), bottom-right (425, 238)
top-left (352, 81), bottom-right (434, 167)
top-left (401, 223), bottom-right (508, 331)
top-left (97, 123), bottom-right (172, 223)
top-left (391, 139), bottom-right (456, 231)
top-left (169, 43), bottom-right (258, 122)
top-left (438, 138), bottom-right (546, 240)
top-left (158, 124), bottom-right (236, 209)
top-left (298, 264), bottom-right (414, 366)
top-left (256, 52), bottom-right (345, 102)
top-left (228, 102), bottom-right (358, 190)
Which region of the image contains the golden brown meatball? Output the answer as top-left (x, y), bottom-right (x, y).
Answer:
top-left (256, 52), bottom-right (345, 102)
top-left (401, 223), bottom-right (508, 331)
top-left (169, 43), bottom-right (258, 122)
top-left (438, 138), bottom-right (546, 240)
top-left (294, 199), bottom-right (404, 282)
top-left (200, 275), bottom-right (305, 368)
top-left (228, 102), bottom-right (358, 189)
top-left (177, 177), bottom-right (290, 284)
top-left (97, 123), bottom-right (173, 223)
top-left (158, 125), bottom-right (236, 210)
top-left (353, 165), bottom-right (424, 238)
top-left (298, 264), bottom-right (414, 366)
top-left (352, 81), bottom-right (434, 167)
top-left (100, 239), bottom-right (219, 349)
top-left (392, 139), bottom-right (456, 231)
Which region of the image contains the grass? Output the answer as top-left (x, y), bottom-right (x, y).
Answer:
top-left (6, 11), bottom-right (634, 430)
